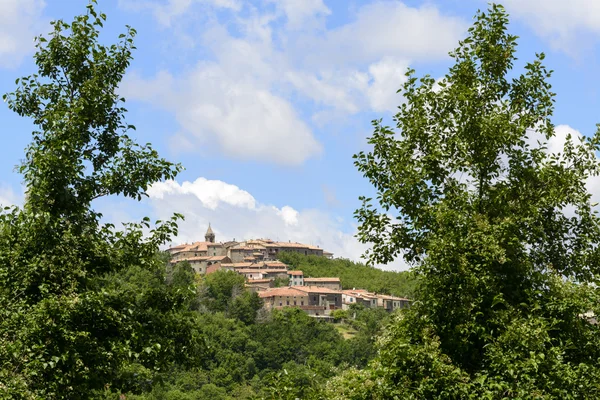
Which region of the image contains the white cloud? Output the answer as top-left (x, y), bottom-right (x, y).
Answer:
top-left (268, 0), bottom-right (330, 31)
top-left (120, 1), bottom-right (467, 163)
top-left (303, 2), bottom-right (466, 67)
top-left (148, 178), bottom-right (256, 210)
top-left (0, 185), bottom-right (21, 207)
top-left (526, 124), bottom-right (600, 205)
top-left (501, 0), bottom-right (600, 53)
top-left (122, 65), bottom-right (323, 166)
top-left (276, 205), bottom-right (299, 226)
top-left (0, 0), bottom-right (45, 68)
top-left (118, 0), bottom-right (241, 27)
top-left (365, 57), bottom-right (410, 113)
top-left (146, 177), bottom-right (409, 270)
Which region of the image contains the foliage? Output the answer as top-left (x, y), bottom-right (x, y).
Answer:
top-left (337, 3), bottom-right (600, 398)
top-left (278, 252), bottom-right (416, 297)
top-left (0, 2), bottom-right (188, 397)
top-left (0, 1), bottom-right (407, 398)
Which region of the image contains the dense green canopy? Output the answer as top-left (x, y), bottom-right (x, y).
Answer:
top-left (329, 4), bottom-right (600, 398)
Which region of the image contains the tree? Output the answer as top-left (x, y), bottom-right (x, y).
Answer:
top-left (0, 2), bottom-right (189, 397)
top-left (340, 4), bottom-right (600, 398)
top-left (200, 270), bottom-right (246, 313)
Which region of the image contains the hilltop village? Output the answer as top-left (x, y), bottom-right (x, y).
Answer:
top-left (168, 225), bottom-right (411, 318)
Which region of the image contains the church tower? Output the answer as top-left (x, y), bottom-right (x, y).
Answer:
top-left (205, 223), bottom-right (215, 243)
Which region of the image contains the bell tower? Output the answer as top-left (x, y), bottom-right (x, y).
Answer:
top-left (205, 223), bottom-right (215, 243)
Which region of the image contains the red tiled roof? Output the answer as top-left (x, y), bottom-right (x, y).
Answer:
top-left (258, 287), bottom-right (308, 298)
top-left (304, 277), bottom-right (340, 283)
top-left (222, 262), bottom-right (254, 268)
top-left (246, 278), bottom-right (273, 283)
top-left (295, 286), bottom-right (341, 294)
top-left (237, 268), bottom-right (287, 274)
top-left (288, 270), bottom-right (303, 276)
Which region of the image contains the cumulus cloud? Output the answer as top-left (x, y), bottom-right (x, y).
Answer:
top-left (501, 0), bottom-right (600, 53)
top-left (0, 185), bottom-right (21, 207)
top-left (0, 0), bottom-right (46, 68)
top-left (121, 1), bottom-right (467, 164)
top-left (122, 66), bottom-right (323, 166)
top-left (268, 0), bottom-right (330, 31)
top-left (304, 2), bottom-right (465, 67)
top-left (145, 177), bottom-right (409, 270)
top-left (118, 0), bottom-right (241, 27)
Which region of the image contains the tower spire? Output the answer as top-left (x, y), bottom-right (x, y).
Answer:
top-left (205, 223), bottom-right (215, 243)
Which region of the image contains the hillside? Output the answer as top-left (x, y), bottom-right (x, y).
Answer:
top-left (278, 252), bottom-right (417, 298)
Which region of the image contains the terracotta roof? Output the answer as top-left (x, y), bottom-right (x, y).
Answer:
top-left (288, 270), bottom-right (303, 276)
top-left (174, 255), bottom-right (230, 262)
top-left (295, 286), bottom-right (341, 294)
top-left (207, 255), bottom-right (230, 261)
top-left (258, 287), bottom-right (308, 298)
top-left (169, 241), bottom-right (223, 254)
top-left (237, 268), bottom-right (287, 274)
top-left (206, 265), bottom-right (222, 275)
top-left (246, 278), bottom-right (273, 283)
top-left (222, 262), bottom-right (254, 268)
top-left (184, 256), bottom-right (211, 262)
top-left (264, 261), bottom-right (288, 268)
top-left (377, 294), bottom-right (411, 301)
top-left (304, 277), bottom-right (341, 283)
top-left (343, 290), bottom-right (378, 300)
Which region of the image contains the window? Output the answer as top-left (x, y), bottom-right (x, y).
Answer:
top-left (294, 301), bottom-right (297, 305)
top-left (314, 296), bottom-right (317, 301)
top-left (301, 301), bottom-right (304, 305)
top-left (279, 302), bottom-right (282, 306)
top-left (286, 301), bottom-right (290, 305)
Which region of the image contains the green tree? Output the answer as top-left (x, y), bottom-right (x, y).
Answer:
top-left (200, 270), bottom-right (246, 313)
top-left (0, 2), bottom-right (189, 398)
top-left (338, 4), bottom-right (600, 398)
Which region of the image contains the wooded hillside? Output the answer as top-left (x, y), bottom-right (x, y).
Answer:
top-left (278, 252), bottom-right (417, 298)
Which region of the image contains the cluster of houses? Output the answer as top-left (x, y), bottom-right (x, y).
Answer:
top-left (167, 225), bottom-right (410, 319)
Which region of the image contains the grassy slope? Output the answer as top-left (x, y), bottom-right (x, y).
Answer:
top-left (277, 252), bottom-right (417, 298)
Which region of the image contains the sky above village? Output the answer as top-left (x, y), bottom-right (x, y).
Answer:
top-left (2, 0), bottom-right (600, 270)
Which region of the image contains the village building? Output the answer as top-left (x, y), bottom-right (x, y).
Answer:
top-left (236, 268), bottom-right (289, 281)
top-left (228, 238), bottom-right (331, 262)
top-left (168, 226), bottom-right (333, 267)
top-left (342, 289), bottom-right (378, 309)
top-left (178, 255), bottom-right (231, 275)
top-left (288, 270), bottom-right (304, 286)
top-left (377, 294), bottom-right (411, 311)
top-left (259, 287), bottom-right (310, 309)
top-left (293, 286), bottom-right (342, 311)
top-left (245, 278), bottom-right (274, 293)
top-left (303, 277), bottom-right (342, 291)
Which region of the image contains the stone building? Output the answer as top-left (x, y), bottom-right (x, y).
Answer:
top-left (294, 286), bottom-right (342, 311)
top-left (341, 289), bottom-right (378, 309)
top-left (376, 294), bottom-right (411, 311)
top-left (168, 226), bottom-right (334, 266)
top-left (259, 287), bottom-right (310, 309)
top-left (303, 277), bottom-right (341, 291)
top-left (288, 270), bottom-right (304, 286)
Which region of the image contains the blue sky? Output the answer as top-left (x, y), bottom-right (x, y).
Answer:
top-left (2, 0), bottom-right (600, 270)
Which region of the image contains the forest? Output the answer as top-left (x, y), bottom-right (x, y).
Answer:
top-left (277, 252), bottom-right (416, 297)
